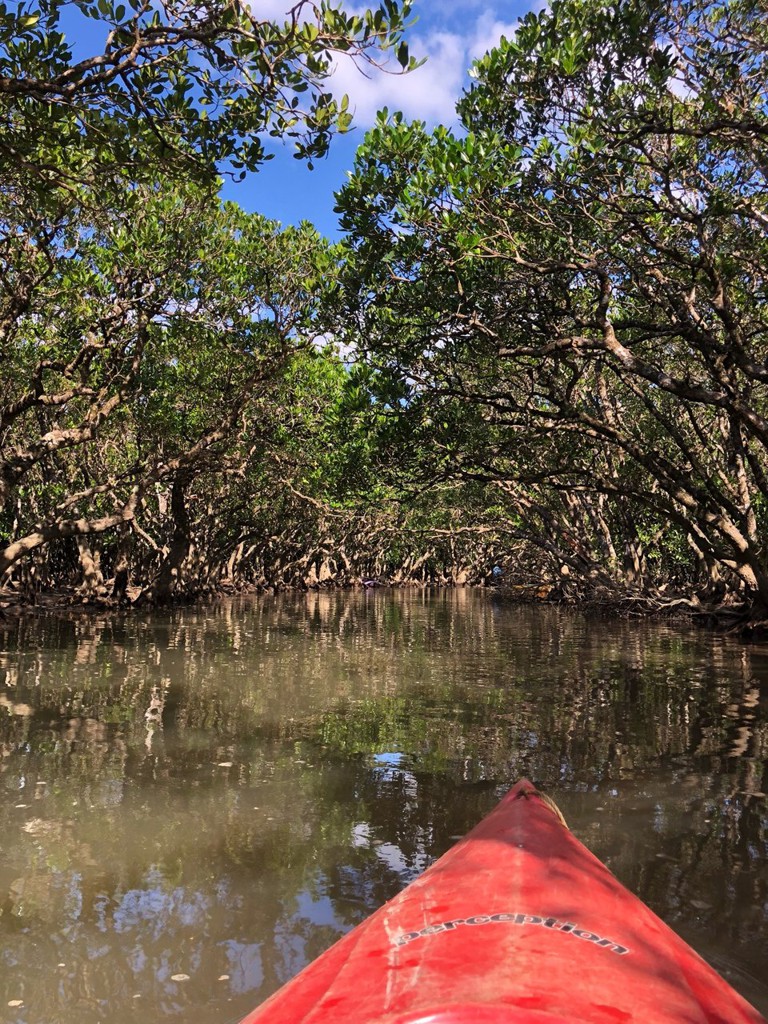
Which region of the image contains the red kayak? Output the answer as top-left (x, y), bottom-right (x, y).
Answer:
top-left (240, 780), bottom-right (766, 1023)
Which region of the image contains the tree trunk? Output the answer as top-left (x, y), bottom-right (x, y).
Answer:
top-left (135, 473), bottom-right (191, 605)
top-left (112, 525), bottom-right (132, 604)
top-left (76, 537), bottom-right (104, 598)
top-left (0, 491), bottom-right (139, 581)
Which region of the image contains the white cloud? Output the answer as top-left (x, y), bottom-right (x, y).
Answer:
top-left (252, 2), bottom-right (535, 129)
top-left (467, 11), bottom-right (519, 64)
top-left (330, 30), bottom-right (466, 126)
top-left (328, 8), bottom-right (524, 128)
top-left (250, 1), bottom-right (310, 21)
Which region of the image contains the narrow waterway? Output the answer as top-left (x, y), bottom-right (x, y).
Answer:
top-left (0, 590), bottom-right (766, 1022)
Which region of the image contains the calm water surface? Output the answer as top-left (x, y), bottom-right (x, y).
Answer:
top-left (0, 590), bottom-right (766, 1022)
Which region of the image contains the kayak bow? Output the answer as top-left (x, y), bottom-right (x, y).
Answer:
top-left (240, 779), bottom-right (766, 1024)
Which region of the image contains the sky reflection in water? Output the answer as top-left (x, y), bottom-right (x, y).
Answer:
top-left (0, 590), bottom-right (766, 1022)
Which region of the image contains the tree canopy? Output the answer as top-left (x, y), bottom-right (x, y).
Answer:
top-left (334, 0), bottom-right (768, 616)
top-left (4, 0), bottom-right (768, 618)
top-left (1, 0), bottom-right (420, 196)
top-left (0, 0), bottom-right (452, 604)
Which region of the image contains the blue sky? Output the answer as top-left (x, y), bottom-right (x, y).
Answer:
top-left (60, 1), bottom-right (541, 236)
top-left (221, 0), bottom-right (542, 236)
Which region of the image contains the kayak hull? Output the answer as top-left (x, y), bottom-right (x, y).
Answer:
top-left (241, 780), bottom-right (766, 1024)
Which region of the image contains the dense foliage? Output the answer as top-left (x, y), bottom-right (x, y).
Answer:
top-left (0, 0), bottom-right (453, 603)
top-left (1, 0), bottom-right (421, 193)
top-left (3, 0), bottom-right (768, 616)
top-left (335, 0), bottom-right (768, 616)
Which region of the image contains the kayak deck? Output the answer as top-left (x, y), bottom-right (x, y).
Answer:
top-left (240, 779), bottom-right (766, 1023)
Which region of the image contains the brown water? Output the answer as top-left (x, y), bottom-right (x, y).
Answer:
top-left (0, 589), bottom-right (766, 1023)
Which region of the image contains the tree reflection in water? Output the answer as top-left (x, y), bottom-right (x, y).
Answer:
top-left (0, 591), bottom-right (766, 1023)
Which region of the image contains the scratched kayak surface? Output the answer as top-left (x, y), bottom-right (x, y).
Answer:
top-left (241, 780), bottom-right (767, 1024)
